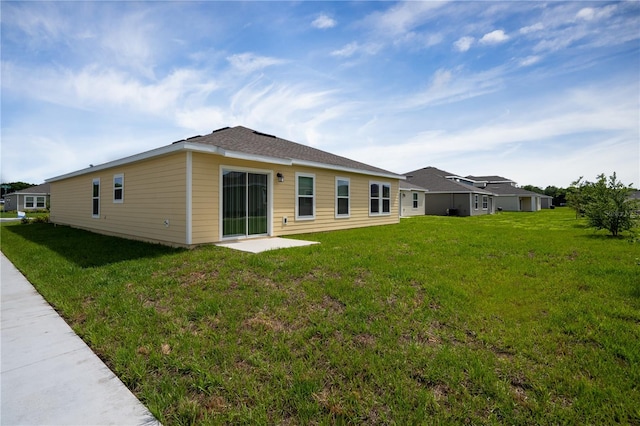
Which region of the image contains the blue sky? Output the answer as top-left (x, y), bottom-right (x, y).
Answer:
top-left (2, 1), bottom-right (638, 188)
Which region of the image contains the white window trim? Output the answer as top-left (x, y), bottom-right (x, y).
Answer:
top-left (295, 172), bottom-right (315, 221)
top-left (36, 196), bottom-right (46, 208)
top-left (474, 194), bottom-right (479, 210)
top-left (92, 178), bottom-right (100, 218)
top-left (113, 173), bottom-right (124, 203)
top-left (412, 192), bottom-right (419, 209)
top-left (482, 195), bottom-right (488, 210)
top-left (369, 181), bottom-right (391, 216)
top-left (24, 196), bottom-right (34, 209)
top-left (335, 177), bottom-right (350, 218)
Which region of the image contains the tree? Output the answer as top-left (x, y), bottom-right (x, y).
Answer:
top-left (544, 185), bottom-right (566, 206)
top-left (0, 182), bottom-right (36, 198)
top-left (571, 173), bottom-right (638, 236)
top-left (522, 184), bottom-right (544, 194)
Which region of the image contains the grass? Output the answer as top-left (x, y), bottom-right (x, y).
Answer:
top-left (1, 208), bottom-right (639, 425)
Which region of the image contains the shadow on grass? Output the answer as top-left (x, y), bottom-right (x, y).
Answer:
top-left (3, 223), bottom-right (183, 268)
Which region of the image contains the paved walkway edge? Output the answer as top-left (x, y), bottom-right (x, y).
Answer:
top-left (1, 252), bottom-right (161, 426)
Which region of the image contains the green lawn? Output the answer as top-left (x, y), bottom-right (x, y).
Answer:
top-left (1, 208), bottom-right (639, 425)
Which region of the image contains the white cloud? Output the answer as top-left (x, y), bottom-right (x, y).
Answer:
top-left (454, 36), bottom-right (474, 52)
top-left (331, 42), bottom-right (360, 58)
top-left (519, 55), bottom-right (541, 67)
top-left (404, 66), bottom-right (505, 108)
top-left (479, 29), bottom-right (509, 44)
top-left (226, 53), bottom-right (286, 74)
top-left (312, 14), bottom-right (336, 29)
top-left (576, 5), bottom-right (616, 21)
top-left (330, 42), bottom-right (381, 58)
top-left (519, 22), bottom-right (544, 34)
top-left (362, 1), bottom-right (447, 36)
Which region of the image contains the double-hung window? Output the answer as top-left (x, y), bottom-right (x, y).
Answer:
top-left (335, 177), bottom-right (350, 218)
top-left (113, 173), bottom-right (124, 203)
top-left (412, 192), bottom-right (419, 209)
top-left (92, 178), bottom-right (100, 218)
top-left (36, 196), bottom-right (46, 208)
top-left (482, 195), bottom-right (488, 210)
top-left (474, 194), bottom-right (479, 210)
top-left (370, 182), bottom-right (391, 215)
top-left (296, 173), bottom-right (315, 220)
top-left (25, 196), bottom-right (34, 208)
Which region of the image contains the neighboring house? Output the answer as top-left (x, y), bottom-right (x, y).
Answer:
top-left (399, 181), bottom-right (428, 217)
top-left (540, 195), bottom-right (554, 209)
top-left (3, 183), bottom-right (50, 212)
top-left (466, 175), bottom-right (543, 212)
top-left (47, 126), bottom-right (405, 247)
top-left (404, 167), bottom-right (494, 216)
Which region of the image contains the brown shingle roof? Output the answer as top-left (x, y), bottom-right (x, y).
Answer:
top-left (187, 126), bottom-right (401, 177)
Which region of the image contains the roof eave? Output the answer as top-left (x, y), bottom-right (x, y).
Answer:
top-left (292, 159), bottom-right (404, 180)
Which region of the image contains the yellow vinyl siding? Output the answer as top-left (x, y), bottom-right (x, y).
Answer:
top-left (50, 153), bottom-right (188, 246)
top-left (271, 166), bottom-right (399, 237)
top-left (51, 150), bottom-right (400, 246)
top-left (191, 152), bottom-right (219, 245)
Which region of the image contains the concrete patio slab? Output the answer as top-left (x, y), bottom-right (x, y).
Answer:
top-left (1, 253), bottom-right (160, 426)
top-left (215, 237), bottom-right (319, 253)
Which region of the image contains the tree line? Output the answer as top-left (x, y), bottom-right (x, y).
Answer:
top-left (0, 182), bottom-right (36, 198)
top-left (524, 173), bottom-right (638, 237)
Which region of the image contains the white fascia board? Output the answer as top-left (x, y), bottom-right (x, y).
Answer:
top-left (46, 142), bottom-right (221, 182)
top-left (292, 159), bottom-right (405, 180)
top-left (217, 148), bottom-right (292, 166)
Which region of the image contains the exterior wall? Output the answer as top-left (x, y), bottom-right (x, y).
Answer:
top-left (3, 194), bottom-right (18, 212)
top-left (50, 153), bottom-right (188, 246)
top-left (541, 197), bottom-right (552, 209)
top-left (425, 193), bottom-right (454, 216)
top-left (400, 190), bottom-right (425, 217)
top-left (494, 196), bottom-right (520, 212)
top-left (51, 151), bottom-right (401, 246)
top-left (190, 154), bottom-right (400, 243)
top-left (452, 193), bottom-right (471, 216)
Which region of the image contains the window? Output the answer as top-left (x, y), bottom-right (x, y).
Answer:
top-left (474, 194), bottom-right (479, 210)
top-left (482, 195), bottom-right (488, 210)
top-left (25, 196), bottom-right (34, 208)
top-left (370, 182), bottom-right (391, 215)
top-left (412, 192), bottom-right (419, 209)
top-left (296, 173), bottom-right (315, 220)
top-left (92, 178), bottom-right (100, 218)
top-left (36, 196), bottom-right (46, 208)
top-left (335, 177), bottom-right (350, 218)
top-left (113, 173), bottom-right (124, 203)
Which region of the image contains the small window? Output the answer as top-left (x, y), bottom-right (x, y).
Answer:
top-left (412, 192), bottom-right (419, 209)
top-left (335, 177), bottom-right (350, 218)
top-left (113, 174), bottom-right (124, 203)
top-left (370, 182), bottom-right (391, 215)
top-left (92, 178), bottom-right (100, 218)
top-left (482, 195), bottom-right (488, 210)
top-left (36, 196), bottom-right (46, 208)
top-left (25, 196), bottom-right (34, 208)
top-left (474, 194), bottom-right (479, 210)
top-left (296, 173), bottom-right (315, 220)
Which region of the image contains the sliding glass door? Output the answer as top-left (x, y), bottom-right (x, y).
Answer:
top-left (222, 170), bottom-right (268, 238)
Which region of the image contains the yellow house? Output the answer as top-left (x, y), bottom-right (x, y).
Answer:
top-left (47, 126), bottom-right (404, 247)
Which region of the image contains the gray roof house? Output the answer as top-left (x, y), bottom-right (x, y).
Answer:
top-left (3, 183), bottom-right (50, 212)
top-left (404, 167), bottom-right (494, 216)
top-left (465, 176), bottom-right (544, 212)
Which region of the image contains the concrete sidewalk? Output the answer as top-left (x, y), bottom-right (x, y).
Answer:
top-left (1, 253), bottom-right (160, 426)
